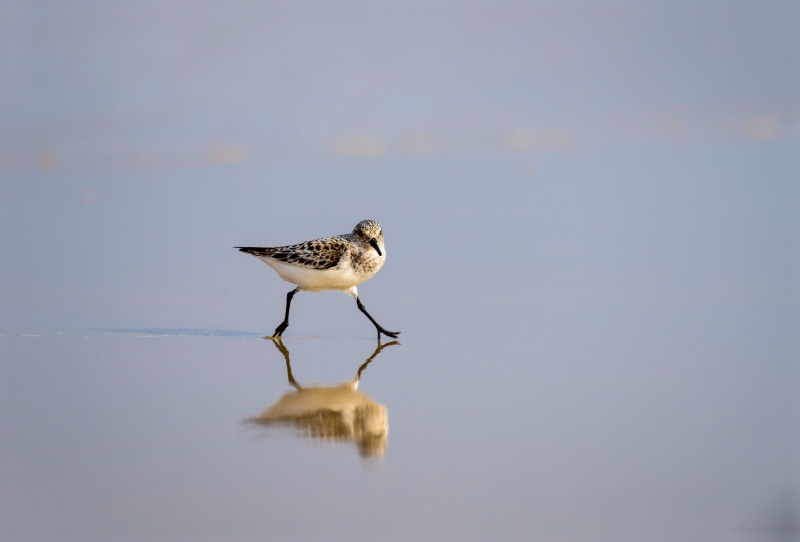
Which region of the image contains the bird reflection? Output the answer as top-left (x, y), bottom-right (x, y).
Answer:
top-left (245, 338), bottom-right (398, 458)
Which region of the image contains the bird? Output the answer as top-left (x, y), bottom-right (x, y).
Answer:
top-left (236, 220), bottom-right (400, 339)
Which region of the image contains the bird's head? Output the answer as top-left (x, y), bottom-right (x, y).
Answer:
top-left (352, 220), bottom-right (385, 256)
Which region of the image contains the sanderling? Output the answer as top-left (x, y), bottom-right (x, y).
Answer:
top-left (236, 220), bottom-right (400, 339)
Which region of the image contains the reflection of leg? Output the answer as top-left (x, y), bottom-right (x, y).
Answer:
top-left (271, 337), bottom-right (300, 389)
top-left (356, 340), bottom-right (400, 382)
top-left (356, 296), bottom-right (400, 340)
top-left (272, 287), bottom-right (299, 338)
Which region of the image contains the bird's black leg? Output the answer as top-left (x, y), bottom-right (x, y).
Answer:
top-left (272, 287), bottom-right (299, 338)
top-left (356, 296), bottom-right (400, 340)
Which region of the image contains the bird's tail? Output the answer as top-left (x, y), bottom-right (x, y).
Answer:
top-left (235, 247), bottom-right (275, 257)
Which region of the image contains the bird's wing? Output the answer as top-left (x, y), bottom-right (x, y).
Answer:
top-left (236, 237), bottom-right (348, 270)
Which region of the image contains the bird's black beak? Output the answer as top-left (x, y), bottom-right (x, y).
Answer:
top-left (369, 238), bottom-right (382, 256)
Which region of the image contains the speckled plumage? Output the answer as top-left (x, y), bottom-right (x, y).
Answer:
top-left (238, 237), bottom-right (351, 271)
top-left (236, 220), bottom-right (399, 339)
top-left (236, 220), bottom-right (386, 293)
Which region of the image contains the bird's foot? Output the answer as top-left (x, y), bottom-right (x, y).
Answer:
top-left (378, 328), bottom-right (400, 339)
top-left (272, 321), bottom-right (289, 338)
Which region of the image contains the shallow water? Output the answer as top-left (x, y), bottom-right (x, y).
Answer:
top-left (2, 282), bottom-right (797, 541)
top-left (2, 1), bottom-right (799, 540)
